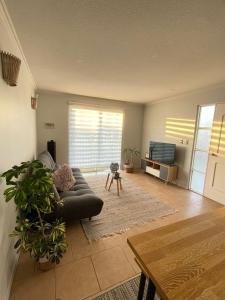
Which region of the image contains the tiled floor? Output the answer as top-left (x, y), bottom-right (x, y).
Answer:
top-left (10, 171), bottom-right (222, 300)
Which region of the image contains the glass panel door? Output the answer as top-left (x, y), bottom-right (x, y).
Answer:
top-left (190, 105), bottom-right (215, 194)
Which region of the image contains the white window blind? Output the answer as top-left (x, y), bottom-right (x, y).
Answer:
top-left (69, 105), bottom-right (123, 173)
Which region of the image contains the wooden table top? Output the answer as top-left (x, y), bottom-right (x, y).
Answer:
top-left (127, 207), bottom-right (225, 300)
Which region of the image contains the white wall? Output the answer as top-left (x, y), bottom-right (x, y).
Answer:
top-left (142, 84), bottom-right (225, 188)
top-left (0, 2), bottom-right (36, 300)
top-left (37, 90), bottom-right (144, 168)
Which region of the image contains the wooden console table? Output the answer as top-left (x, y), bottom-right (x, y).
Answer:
top-left (127, 207), bottom-right (225, 299)
top-left (143, 158), bottom-right (177, 183)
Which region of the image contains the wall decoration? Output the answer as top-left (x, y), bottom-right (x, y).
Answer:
top-left (0, 51), bottom-right (21, 86)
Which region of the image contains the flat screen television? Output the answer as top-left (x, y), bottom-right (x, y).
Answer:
top-left (149, 141), bottom-right (176, 164)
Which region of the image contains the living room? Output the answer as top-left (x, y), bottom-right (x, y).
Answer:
top-left (1, 1), bottom-right (225, 300)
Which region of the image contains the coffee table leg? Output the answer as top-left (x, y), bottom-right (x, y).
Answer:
top-left (119, 178), bottom-right (122, 190)
top-left (105, 173), bottom-right (110, 189)
top-left (146, 278), bottom-right (156, 300)
top-left (108, 177), bottom-right (113, 191)
top-left (137, 272), bottom-right (146, 300)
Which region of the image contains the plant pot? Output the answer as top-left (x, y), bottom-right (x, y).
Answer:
top-left (123, 164), bottom-right (134, 173)
top-left (38, 257), bottom-right (55, 271)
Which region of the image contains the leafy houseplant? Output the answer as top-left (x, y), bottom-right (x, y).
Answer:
top-left (123, 148), bottom-right (140, 173)
top-left (1, 160), bottom-right (67, 269)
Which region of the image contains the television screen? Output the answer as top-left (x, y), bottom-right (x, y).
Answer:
top-left (149, 141), bottom-right (176, 164)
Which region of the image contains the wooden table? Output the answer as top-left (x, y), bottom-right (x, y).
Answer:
top-left (127, 207), bottom-right (225, 300)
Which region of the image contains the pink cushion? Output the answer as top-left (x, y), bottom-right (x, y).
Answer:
top-left (53, 164), bottom-right (76, 192)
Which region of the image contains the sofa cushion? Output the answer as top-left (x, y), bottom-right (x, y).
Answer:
top-left (38, 151), bottom-right (56, 170)
top-left (53, 164), bottom-right (76, 192)
top-left (56, 194), bottom-right (104, 221)
top-left (60, 189), bottom-right (94, 198)
top-left (69, 183), bottom-right (90, 191)
top-left (72, 168), bottom-right (81, 173)
top-left (74, 178), bottom-right (87, 185)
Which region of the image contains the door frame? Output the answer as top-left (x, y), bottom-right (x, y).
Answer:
top-left (188, 105), bottom-right (200, 191)
top-left (188, 103), bottom-right (216, 194)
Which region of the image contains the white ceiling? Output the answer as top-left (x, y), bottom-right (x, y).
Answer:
top-left (5, 0), bottom-right (225, 103)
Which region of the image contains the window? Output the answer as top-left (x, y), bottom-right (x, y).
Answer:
top-left (69, 105), bottom-right (123, 173)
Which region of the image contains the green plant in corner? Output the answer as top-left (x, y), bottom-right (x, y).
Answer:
top-left (123, 148), bottom-right (140, 173)
top-left (1, 160), bottom-right (67, 265)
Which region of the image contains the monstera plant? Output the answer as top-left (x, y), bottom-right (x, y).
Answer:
top-left (1, 160), bottom-right (67, 268)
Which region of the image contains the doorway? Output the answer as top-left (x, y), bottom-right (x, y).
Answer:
top-left (189, 105), bottom-right (215, 194)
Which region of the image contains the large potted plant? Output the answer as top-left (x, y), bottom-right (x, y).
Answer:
top-left (1, 160), bottom-right (67, 270)
top-left (123, 148), bottom-right (140, 173)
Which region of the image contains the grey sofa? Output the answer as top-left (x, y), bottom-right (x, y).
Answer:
top-left (37, 151), bottom-right (103, 221)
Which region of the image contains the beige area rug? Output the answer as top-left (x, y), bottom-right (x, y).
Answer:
top-left (81, 175), bottom-right (177, 240)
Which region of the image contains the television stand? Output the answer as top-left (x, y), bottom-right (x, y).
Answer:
top-left (143, 158), bottom-right (177, 184)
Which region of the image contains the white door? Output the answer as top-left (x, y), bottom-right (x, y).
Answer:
top-left (190, 105), bottom-right (215, 194)
top-left (204, 102), bottom-right (225, 204)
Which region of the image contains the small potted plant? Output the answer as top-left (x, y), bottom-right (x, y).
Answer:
top-left (1, 160), bottom-right (67, 270)
top-left (123, 148), bottom-right (140, 173)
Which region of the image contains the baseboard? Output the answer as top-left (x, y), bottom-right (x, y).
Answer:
top-left (4, 253), bottom-right (19, 300)
top-left (0, 251), bottom-right (19, 300)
